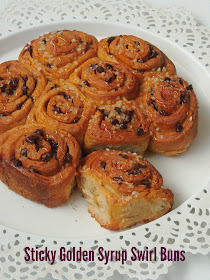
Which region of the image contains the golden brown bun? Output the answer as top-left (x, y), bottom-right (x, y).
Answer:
top-left (0, 124), bottom-right (81, 207)
top-left (84, 100), bottom-right (150, 155)
top-left (19, 30), bottom-right (98, 81)
top-left (136, 72), bottom-right (198, 156)
top-left (0, 60), bottom-right (47, 134)
top-left (69, 57), bottom-right (139, 107)
top-left (77, 150), bottom-right (174, 230)
top-left (98, 35), bottom-right (176, 83)
top-left (26, 80), bottom-right (96, 145)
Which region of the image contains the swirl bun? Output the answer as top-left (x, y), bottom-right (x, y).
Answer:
top-left (84, 100), bottom-right (150, 154)
top-left (27, 81), bottom-right (96, 145)
top-left (77, 150), bottom-right (174, 230)
top-left (0, 60), bottom-right (46, 134)
top-left (136, 72), bottom-right (198, 155)
top-left (98, 35), bottom-right (176, 82)
top-left (69, 57), bottom-right (139, 107)
top-left (19, 30), bottom-right (98, 81)
top-left (0, 124), bottom-right (81, 207)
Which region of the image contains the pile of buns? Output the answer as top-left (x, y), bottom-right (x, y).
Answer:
top-left (0, 30), bottom-right (198, 230)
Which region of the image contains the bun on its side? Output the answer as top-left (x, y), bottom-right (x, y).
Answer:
top-left (77, 150), bottom-right (174, 230)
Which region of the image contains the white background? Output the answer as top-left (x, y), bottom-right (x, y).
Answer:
top-left (0, 0), bottom-right (209, 279)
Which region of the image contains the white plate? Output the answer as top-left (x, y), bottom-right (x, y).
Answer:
top-left (0, 21), bottom-right (209, 239)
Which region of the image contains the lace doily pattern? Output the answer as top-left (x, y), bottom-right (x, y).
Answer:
top-left (0, 1), bottom-right (209, 279)
top-left (0, 186), bottom-right (210, 280)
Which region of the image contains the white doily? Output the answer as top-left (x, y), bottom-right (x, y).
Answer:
top-left (0, 1), bottom-right (210, 280)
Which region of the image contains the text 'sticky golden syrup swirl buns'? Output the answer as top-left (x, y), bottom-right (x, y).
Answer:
top-left (0, 60), bottom-right (47, 134)
top-left (0, 124), bottom-right (81, 207)
top-left (98, 35), bottom-right (176, 83)
top-left (84, 100), bottom-right (150, 155)
top-left (19, 30), bottom-right (98, 81)
top-left (69, 57), bottom-right (139, 107)
top-left (136, 72), bottom-right (198, 156)
top-left (77, 150), bottom-right (174, 230)
top-left (26, 80), bottom-right (96, 145)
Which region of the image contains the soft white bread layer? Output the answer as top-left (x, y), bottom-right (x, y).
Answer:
top-left (77, 173), bottom-right (173, 230)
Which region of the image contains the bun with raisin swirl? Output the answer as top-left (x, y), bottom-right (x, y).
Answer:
top-left (84, 100), bottom-right (150, 155)
top-left (69, 57), bottom-right (139, 107)
top-left (19, 30), bottom-right (98, 81)
top-left (0, 124), bottom-right (81, 207)
top-left (136, 72), bottom-right (198, 156)
top-left (0, 60), bottom-right (46, 134)
top-left (77, 150), bottom-right (174, 230)
top-left (27, 80), bottom-right (96, 145)
top-left (98, 35), bottom-right (176, 82)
